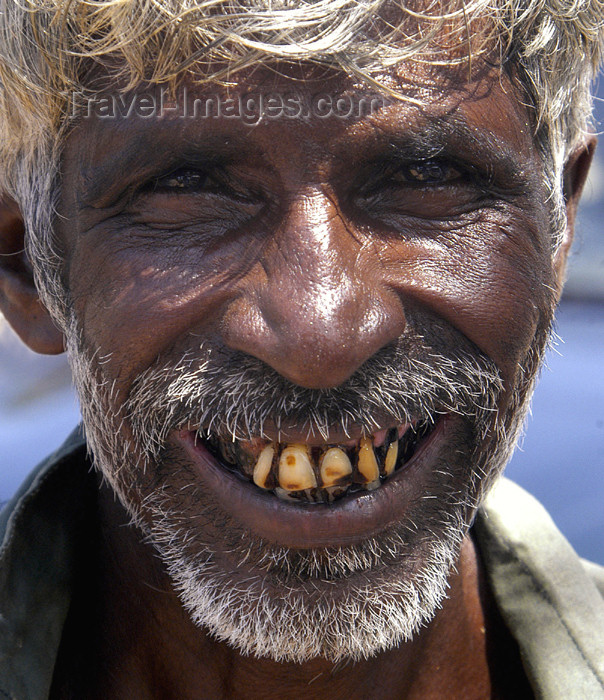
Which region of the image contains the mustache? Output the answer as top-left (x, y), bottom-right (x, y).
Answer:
top-left (125, 316), bottom-right (503, 457)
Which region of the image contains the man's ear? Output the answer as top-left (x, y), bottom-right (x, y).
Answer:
top-left (554, 135), bottom-right (597, 282)
top-left (0, 197), bottom-right (64, 354)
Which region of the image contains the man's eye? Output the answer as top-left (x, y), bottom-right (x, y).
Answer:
top-left (146, 168), bottom-right (217, 193)
top-left (393, 160), bottom-right (462, 185)
top-left (355, 157), bottom-right (486, 221)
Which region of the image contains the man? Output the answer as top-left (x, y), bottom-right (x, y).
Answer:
top-left (0, 0), bottom-right (603, 696)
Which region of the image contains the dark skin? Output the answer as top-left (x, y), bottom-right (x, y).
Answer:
top-left (0, 55), bottom-right (595, 698)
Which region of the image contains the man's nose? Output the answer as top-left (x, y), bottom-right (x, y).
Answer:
top-left (221, 191), bottom-right (406, 388)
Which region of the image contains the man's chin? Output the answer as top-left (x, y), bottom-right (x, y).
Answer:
top-left (83, 403), bottom-right (506, 665)
top-left (145, 489), bottom-right (467, 664)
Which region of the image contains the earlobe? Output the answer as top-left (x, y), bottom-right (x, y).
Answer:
top-left (553, 135), bottom-right (597, 284)
top-left (0, 197), bottom-right (65, 354)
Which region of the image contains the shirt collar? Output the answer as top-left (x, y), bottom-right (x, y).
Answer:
top-left (475, 478), bottom-right (604, 698)
top-left (0, 427), bottom-right (90, 700)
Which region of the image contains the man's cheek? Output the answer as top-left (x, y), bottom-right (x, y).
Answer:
top-left (380, 214), bottom-right (553, 379)
top-left (67, 241), bottom-right (240, 379)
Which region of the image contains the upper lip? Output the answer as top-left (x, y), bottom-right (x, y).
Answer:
top-left (174, 415), bottom-right (450, 548)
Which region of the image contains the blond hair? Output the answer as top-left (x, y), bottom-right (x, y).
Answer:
top-left (0, 0), bottom-right (602, 323)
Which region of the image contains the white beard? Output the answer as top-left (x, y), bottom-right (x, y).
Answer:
top-left (63, 311), bottom-right (535, 664)
top-left (143, 487), bottom-right (466, 663)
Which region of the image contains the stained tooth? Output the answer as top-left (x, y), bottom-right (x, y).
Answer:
top-left (278, 444), bottom-right (317, 491)
top-left (274, 486), bottom-right (299, 502)
top-left (357, 437), bottom-right (380, 489)
top-left (384, 440), bottom-right (398, 476)
top-left (324, 485), bottom-right (348, 502)
top-left (253, 443), bottom-right (275, 489)
top-left (304, 488), bottom-right (319, 503)
top-left (320, 447), bottom-right (352, 487)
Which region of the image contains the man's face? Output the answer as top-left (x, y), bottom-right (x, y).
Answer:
top-left (56, 59), bottom-right (557, 661)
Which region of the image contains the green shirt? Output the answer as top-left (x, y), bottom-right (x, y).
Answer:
top-left (1, 429), bottom-right (604, 698)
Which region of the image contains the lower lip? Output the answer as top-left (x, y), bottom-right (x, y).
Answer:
top-left (175, 417), bottom-right (450, 549)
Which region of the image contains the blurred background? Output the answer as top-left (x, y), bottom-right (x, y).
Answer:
top-left (1, 83), bottom-right (603, 565)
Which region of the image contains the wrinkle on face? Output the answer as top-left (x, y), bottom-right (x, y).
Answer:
top-left (45, 51), bottom-right (570, 672)
top-left (58, 66), bottom-right (553, 391)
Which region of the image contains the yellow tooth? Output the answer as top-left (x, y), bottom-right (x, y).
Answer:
top-left (253, 443), bottom-right (275, 489)
top-left (357, 437), bottom-right (380, 487)
top-left (320, 448), bottom-right (352, 487)
top-left (384, 440), bottom-right (398, 476)
top-left (279, 444), bottom-right (317, 491)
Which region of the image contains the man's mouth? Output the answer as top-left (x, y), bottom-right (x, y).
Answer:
top-left (196, 420), bottom-right (436, 504)
top-left (176, 415), bottom-right (450, 548)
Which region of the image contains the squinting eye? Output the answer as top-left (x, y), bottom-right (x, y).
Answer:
top-left (148, 168), bottom-right (213, 192)
top-left (396, 160), bottom-right (462, 184)
top-left (157, 170), bottom-right (206, 190)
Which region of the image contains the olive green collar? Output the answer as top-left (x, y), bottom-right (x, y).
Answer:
top-left (475, 478), bottom-right (604, 698)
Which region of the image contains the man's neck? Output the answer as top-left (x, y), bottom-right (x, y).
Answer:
top-left (50, 479), bottom-right (529, 699)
